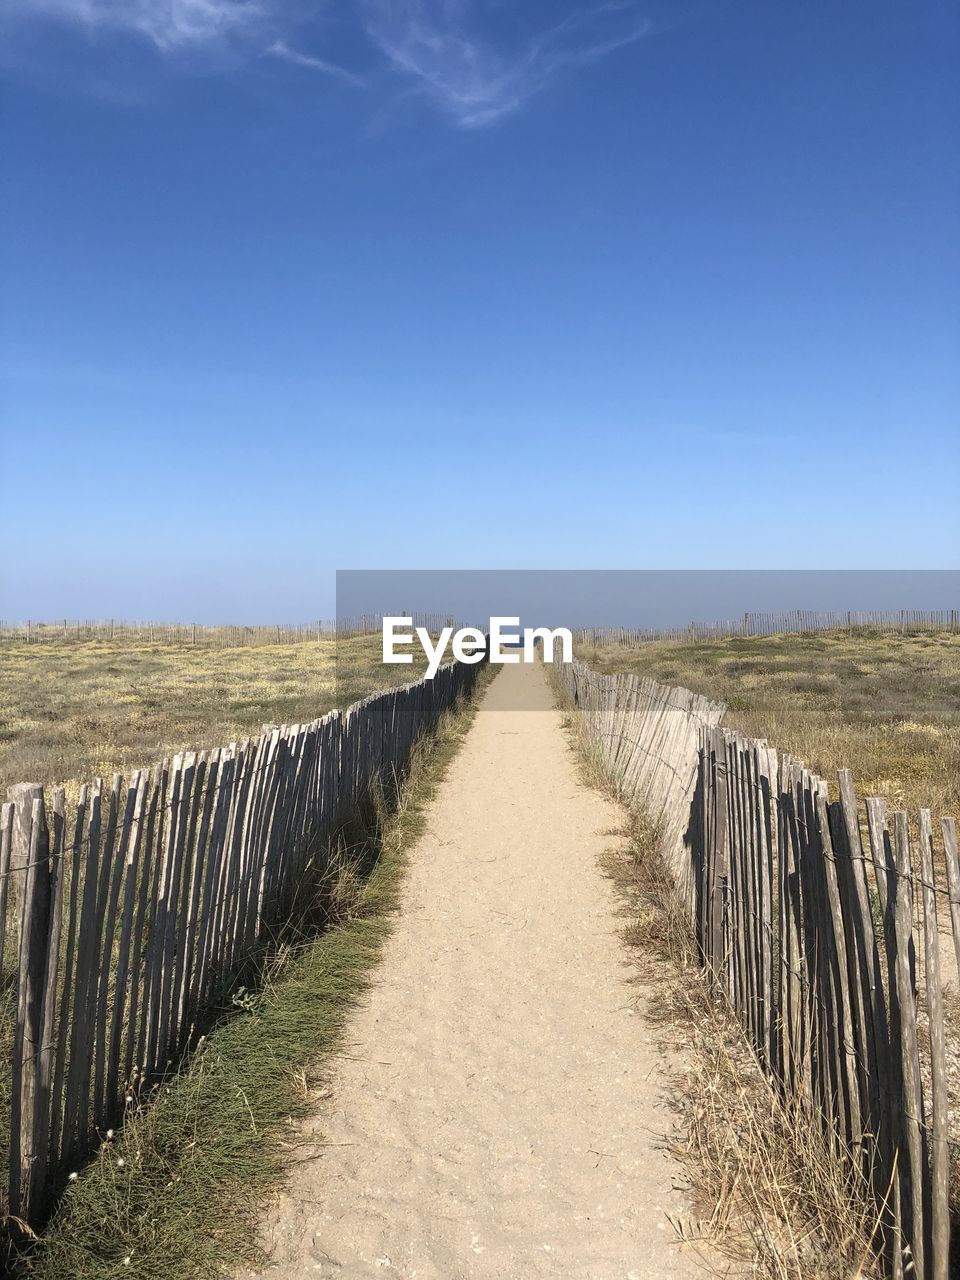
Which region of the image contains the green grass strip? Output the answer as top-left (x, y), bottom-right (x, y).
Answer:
top-left (18, 677), bottom-right (491, 1280)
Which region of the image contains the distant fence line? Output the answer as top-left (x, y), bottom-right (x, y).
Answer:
top-left (559, 658), bottom-right (957, 1280)
top-left (0, 653), bottom-right (487, 1230)
top-left (0, 615), bottom-right (463, 646)
top-left (6, 608), bottom-right (958, 649)
top-left (577, 607), bottom-right (960, 648)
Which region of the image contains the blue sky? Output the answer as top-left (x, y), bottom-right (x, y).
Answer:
top-left (1, 1), bottom-right (957, 621)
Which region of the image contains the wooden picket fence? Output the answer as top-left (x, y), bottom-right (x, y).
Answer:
top-left (0, 654), bottom-right (486, 1231)
top-left (8, 609), bottom-right (956, 651)
top-left (576, 608), bottom-right (960, 649)
top-left (0, 614), bottom-right (463, 648)
top-left (556, 661), bottom-right (725, 899)
top-left (559, 658), bottom-right (958, 1279)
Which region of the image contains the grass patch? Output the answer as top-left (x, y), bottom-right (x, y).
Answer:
top-left (576, 629), bottom-right (960, 815)
top-left (13, 669), bottom-right (494, 1280)
top-left (559, 702), bottom-right (881, 1279)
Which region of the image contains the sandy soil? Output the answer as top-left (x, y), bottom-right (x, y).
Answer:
top-left (242, 663), bottom-right (708, 1279)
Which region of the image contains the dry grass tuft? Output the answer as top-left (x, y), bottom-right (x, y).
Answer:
top-left (610, 817), bottom-right (881, 1279)
top-left (560, 703), bottom-right (881, 1279)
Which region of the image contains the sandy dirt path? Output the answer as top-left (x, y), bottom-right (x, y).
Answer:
top-left (244, 663), bottom-right (705, 1279)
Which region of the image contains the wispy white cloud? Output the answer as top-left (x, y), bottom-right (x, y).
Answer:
top-left (267, 38), bottom-right (367, 89)
top-left (360, 0), bottom-right (652, 127)
top-left (7, 0), bottom-right (651, 127)
top-left (14, 0), bottom-right (268, 52)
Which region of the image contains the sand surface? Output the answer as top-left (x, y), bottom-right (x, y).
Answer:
top-left (242, 663), bottom-right (706, 1279)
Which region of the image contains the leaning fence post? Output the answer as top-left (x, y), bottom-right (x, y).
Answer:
top-left (919, 810), bottom-right (949, 1280)
top-left (891, 812), bottom-right (925, 1278)
top-left (9, 794), bottom-right (53, 1226)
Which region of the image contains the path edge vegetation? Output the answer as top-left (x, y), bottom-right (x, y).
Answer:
top-left (554, 685), bottom-right (883, 1280)
top-left (13, 668), bottom-right (497, 1280)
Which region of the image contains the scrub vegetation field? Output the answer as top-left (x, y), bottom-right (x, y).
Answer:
top-left (575, 629), bottom-right (960, 817)
top-left (0, 634), bottom-right (429, 796)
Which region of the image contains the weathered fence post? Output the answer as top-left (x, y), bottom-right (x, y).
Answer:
top-left (0, 804), bottom-right (14, 977)
top-left (9, 795), bottom-right (53, 1225)
top-left (918, 811), bottom-right (950, 1280)
top-left (6, 784), bottom-right (43, 947)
